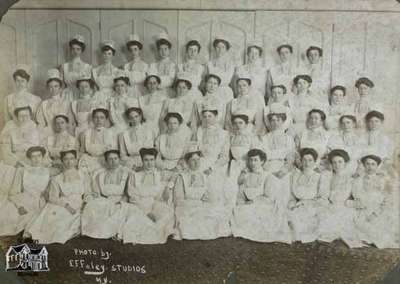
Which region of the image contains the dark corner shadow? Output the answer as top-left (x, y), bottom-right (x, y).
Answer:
top-left (0, 0), bottom-right (19, 22)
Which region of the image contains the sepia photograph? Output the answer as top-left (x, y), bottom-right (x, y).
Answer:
top-left (0, 0), bottom-right (399, 283)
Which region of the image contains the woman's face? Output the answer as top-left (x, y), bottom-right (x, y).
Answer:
top-left (146, 77), bottom-right (159, 92)
top-left (364, 158), bottom-right (378, 174)
top-left (78, 81), bottom-right (92, 95)
top-left (30, 151), bottom-right (43, 167)
top-left (48, 80), bottom-right (62, 97)
top-left (54, 117), bottom-right (68, 133)
top-left (142, 154), bottom-right (156, 170)
top-left (176, 81), bottom-right (189, 97)
top-left (129, 45), bottom-right (140, 58)
top-left (307, 50), bottom-right (321, 64)
top-left (62, 153), bottom-right (77, 169)
top-left (331, 156), bottom-right (346, 172)
top-left (331, 89), bottom-right (345, 105)
top-left (128, 110), bottom-right (142, 126)
top-left (187, 154), bottom-right (201, 171)
top-left (93, 112), bottom-right (107, 127)
top-left (70, 44), bottom-right (82, 57)
top-left (296, 79), bottom-right (310, 93)
top-left (215, 42), bottom-right (227, 57)
top-left (233, 118), bottom-right (247, 132)
top-left (167, 117), bottom-right (180, 132)
top-left (269, 115), bottom-right (283, 130)
top-left (106, 153), bottom-right (120, 170)
top-left (202, 111), bottom-right (217, 127)
top-left (248, 47), bottom-right (261, 63)
top-left (158, 44), bottom-right (170, 59)
top-left (308, 112), bottom-right (323, 128)
top-left (14, 75), bottom-right (28, 91)
top-left (302, 154), bottom-right (316, 170)
top-left (367, 117), bottom-right (382, 131)
top-left (205, 77), bottom-right (219, 93)
top-left (114, 80), bottom-right (128, 95)
top-left (187, 45), bottom-right (199, 60)
top-left (279, 47), bottom-right (291, 62)
top-left (248, 155), bottom-right (263, 172)
top-left (358, 84), bottom-right (370, 96)
top-left (271, 87), bottom-right (285, 102)
top-left (102, 49), bottom-right (114, 63)
top-left (340, 117), bottom-right (355, 132)
top-left (17, 109), bottom-right (31, 124)
top-left (237, 80), bottom-right (250, 96)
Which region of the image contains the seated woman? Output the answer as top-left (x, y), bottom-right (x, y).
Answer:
top-left (155, 112), bottom-right (191, 172)
top-left (0, 146), bottom-right (50, 236)
top-left (81, 150), bottom-right (131, 240)
top-left (118, 107), bottom-right (156, 170)
top-left (36, 69), bottom-right (72, 135)
top-left (288, 148), bottom-right (324, 243)
top-left (231, 149), bottom-right (291, 243)
top-left (350, 154), bottom-right (399, 248)
top-left (174, 146), bottom-right (231, 240)
top-left (26, 150), bottom-right (91, 244)
top-left (138, 73), bottom-right (168, 135)
top-left (0, 106), bottom-right (45, 167)
top-left (261, 112), bottom-right (295, 174)
top-left (318, 149), bottom-right (361, 247)
top-left (159, 75), bottom-right (196, 133)
top-left (46, 115), bottom-right (77, 175)
top-left (224, 74), bottom-right (264, 133)
top-left (78, 108), bottom-right (118, 174)
top-left (122, 147), bottom-right (174, 244)
top-left (325, 85), bottom-right (353, 131)
top-left (295, 109), bottom-right (330, 167)
top-left (108, 75), bottom-right (138, 133)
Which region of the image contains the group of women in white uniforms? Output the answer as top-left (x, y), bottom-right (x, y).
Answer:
top-left (0, 33), bottom-right (398, 248)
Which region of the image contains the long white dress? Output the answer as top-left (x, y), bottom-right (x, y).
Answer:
top-left (122, 169), bottom-right (174, 244)
top-left (26, 169), bottom-right (91, 244)
top-left (4, 90), bottom-right (41, 124)
top-left (351, 173), bottom-right (399, 248)
top-left (107, 93), bottom-right (138, 133)
top-left (266, 61), bottom-right (297, 99)
top-left (61, 58), bottom-right (92, 101)
top-left (138, 90), bottom-right (167, 135)
top-left (359, 130), bottom-right (395, 161)
top-left (235, 60), bottom-right (268, 100)
top-left (81, 165), bottom-right (131, 239)
top-left (174, 168), bottom-right (231, 240)
top-left (150, 58), bottom-right (176, 95)
top-left (353, 97), bottom-right (384, 128)
top-left (298, 62), bottom-right (330, 104)
top-left (0, 166), bottom-right (50, 236)
top-left (325, 103), bottom-right (354, 131)
top-left (118, 123), bottom-right (156, 169)
top-left (207, 55), bottom-right (235, 100)
top-left (124, 58), bottom-right (148, 97)
top-left (92, 63), bottom-right (121, 99)
top-left (177, 59), bottom-right (204, 98)
top-left (46, 131), bottom-right (77, 173)
top-left (297, 127), bottom-right (330, 160)
top-left (288, 168), bottom-right (323, 243)
top-left (0, 162), bottom-right (16, 235)
top-left (231, 169), bottom-right (291, 243)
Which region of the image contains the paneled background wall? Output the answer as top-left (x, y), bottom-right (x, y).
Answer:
top-left (1, 9), bottom-right (400, 145)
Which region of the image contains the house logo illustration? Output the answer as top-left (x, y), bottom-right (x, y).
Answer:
top-left (6, 244), bottom-right (49, 272)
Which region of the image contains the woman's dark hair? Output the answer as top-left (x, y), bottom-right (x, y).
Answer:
top-left (69, 39), bottom-right (86, 52)
top-left (231, 114), bottom-right (249, 124)
top-left (339, 115), bottom-right (357, 125)
top-left (267, 112), bottom-right (287, 122)
top-left (139, 147), bottom-right (158, 159)
top-left (174, 79), bottom-right (192, 90)
top-left (104, 150), bottom-right (120, 160)
top-left (101, 45), bottom-right (116, 55)
top-left (125, 107), bottom-right (145, 123)
top-left (205, 74), bottom-right (221, 86)
top-left (60, 149), bottom-right (77, 160)
top-left (276, 44), bottom-right (293, 54)
top-left (365, 110), bottom-right (384, 122)
top-left (328, 149), bottom-right (350, 164)
top-left (330, 85), bottom-right (346, 96)
top-left (14, 106), bottom-right (32, 118)
top-left (299, 148), bottom-right (318, 162)
top-left (164, 112), bottom-right (183, 124)
top-left (54, 114), bottom-right (69, 124)
top-left (144, 75), bottom-right (161, 86)
top-left (186, 40), bottom-right (201, 52)
top-left (156, 39), bottom-right (172, 49)
top-left (247, 148), bottom-right (267, 163)
top-left (247, 45), bottom-right (263, 56)
top-left (92, 108), bottom-right (109, 119)
top-left (308, 109), bottom-right (326, 121)
top-left (126, 40), bottom-right (143, 50)
top-left (13, 69), bottom-right (30, 82)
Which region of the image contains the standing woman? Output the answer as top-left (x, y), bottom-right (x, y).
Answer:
top-left (61, 34), bottom-right (92, 101)
top-left (36, 69), bottom-right (72, 135)
top-left (124, 34), bottom-right (148, 97)
top-left (26, 150), bottom-right (91, 244)
top-left (0, 146), bottom-right (50, 236)
top-left (353, 77), bottom-right (382, 127)
top-left (149, 32), bottom-right (176, 94)
top-left (178, 40), bottom-right (204, 98)
top-left (207, 35), bottom-right (235, 100)
top-left (325, 85), bottom-right (353, 131)
top-left (4, 66), bottom-right (41, 124)
top-left (92, 40), bottom-right (121, 99)
top-left (288, 148), bottom-right (323, 243)
top-left (118, 107), bottom-right (156, 170)
top-left (235, 42), bottom-right (268, 101)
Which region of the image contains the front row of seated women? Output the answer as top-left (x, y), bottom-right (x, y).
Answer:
top-left (0, 142), bottom-right (398, 248)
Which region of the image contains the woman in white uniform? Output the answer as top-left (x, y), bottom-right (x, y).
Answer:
top-left (207, 36), bottom-right (235, 100)
top-left (118, 107), bottom-right (156, 170)
top-left (78, 108), bottom-right (118, 174)
top-left (149, 33), bottom-right (176, 95)
top-left (224, 74), bottom-right (264, 133)
top-left (81, 150), bottom-right (131, 240)
top-left (92, 40), bottom-right (121, 99)
top-left (61, 35), bottom-right (92, 101)
top-left (124, 34), bottom-right (148, 97)
top-left (27, 150), bottom-right (91, 244)
top-left (0, 146), bottom-right (50, 236)
top-left (318, 149), bottom-right (361, 247)
top-left (350, 155), bottom-right (399, 248)
top-left (325, 85), bottom-right (353, 131)
top-left (288, 148), bottom-right (324, 243)
top-left (4, 67), bottom-right (41, 125)
top-left (174, 147), bottom-right (231, 240)
top-left (138, 73), bottom-right (168, 135)
top-left (0, 162), bottom-right (17, 235)
top-left (122, 148), bottom-right (174, 244)
top-left (231, 149), bottom-right (291, 243)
